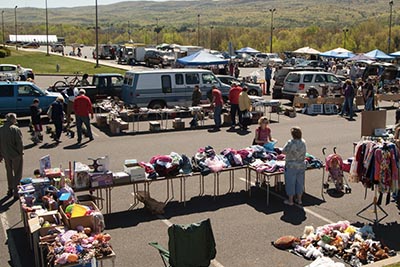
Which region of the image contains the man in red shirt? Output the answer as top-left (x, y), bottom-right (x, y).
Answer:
top-left (73, 89), bottom-right (94, 143)
top-left (210, 85), bottom-right (224, 132)
top-left (228, 82), bottom-right (242, 129)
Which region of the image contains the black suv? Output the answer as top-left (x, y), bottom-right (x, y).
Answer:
top-left (272, 66), bottom-right (324, 99)
top-left (144, 50), bottom-right (175, 67)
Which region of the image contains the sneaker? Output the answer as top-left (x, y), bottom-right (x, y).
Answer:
top-left (284, 199), bottom-right (294, 206)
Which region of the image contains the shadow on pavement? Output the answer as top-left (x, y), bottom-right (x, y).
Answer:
top-left (372, 221), bottom-right (400, 251)
top-left (7, 227), bottom-right (35, 267)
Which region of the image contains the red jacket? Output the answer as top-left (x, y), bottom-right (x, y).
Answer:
top-left (229, 85), bottom-right (242, 105)
top-left (73, 95), bottom-right (93, 117)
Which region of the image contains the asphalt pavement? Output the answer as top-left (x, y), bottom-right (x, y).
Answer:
top-left (1, 59), bottom-right (400, 266)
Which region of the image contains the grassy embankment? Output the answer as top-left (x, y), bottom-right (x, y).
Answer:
top-left (0, 48), bottom-right (125, 75)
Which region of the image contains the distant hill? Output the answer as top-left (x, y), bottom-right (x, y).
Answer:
top-left (1, 0), bottom-right (395, 29)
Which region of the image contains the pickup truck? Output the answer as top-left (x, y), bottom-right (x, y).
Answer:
top-left (53, 73), bottom-right (124, 102)
top-left (77, 73), bottom-right (124, 101)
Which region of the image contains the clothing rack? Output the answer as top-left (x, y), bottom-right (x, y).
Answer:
top-left (356, 184), bottom-right (388, 224)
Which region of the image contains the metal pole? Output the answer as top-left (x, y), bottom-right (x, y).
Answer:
top-left (343, 28), bottom-right (349, 49)
top-left (95, 0), bottom-right (99, 67)
top-left (14, 6), bottom-right (17, 51)
top-left (197, 14), bottom-right (200, 46)
top-left (1, 11), bottom-right (4, 46)
top-left (210, 26), bottom-right (214, 49)
top-left (45, 0), bottom-right (49, 56)
top-left (269, 8), bottom-right (276, 53)
top-left (128, 20), bottom-right (131, 41)
top-left (388, 0), bottom-right (394, 53)
top-left (156, 18), bottom-right (159, 45)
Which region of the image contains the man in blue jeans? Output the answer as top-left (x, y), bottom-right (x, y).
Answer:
top-left (73, 89), bottom-right (94, 143)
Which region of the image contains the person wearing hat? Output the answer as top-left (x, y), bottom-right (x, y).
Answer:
top-left (74, 89), bottom-right (94, 143)
top-left (0, 113), bottom-right (23, 199)
top-left (228, 81), bottom-right (242, 129)
top-left (49, 96), bottom-right (65, 143)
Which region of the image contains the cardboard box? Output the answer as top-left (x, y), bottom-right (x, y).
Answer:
top-left (59, 201), bottom-right (100, 230)
top-left (44, 168), bottom-right (62, 179)
top-left (223, 113), bottom-right (231, 125)
top-left (173, 120), bottom-right (185, 129)
top-left (361, 110), bottom-right (386, 137)
top-left (96, 115), bottom-right (108, 127)
top-left (113, 171), bottom-right (131, 185)
top-left (124, 166), bottom-right (146, 181)
top-left (90, 171), bottom-right (114, 188)
top-left (38, 211), bottom-right (63, 236)
top-left (149, 121), bottom-right (161, 132)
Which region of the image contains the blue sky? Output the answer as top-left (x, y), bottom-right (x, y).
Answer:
top-left (0, 0), bottom-right (174, 9)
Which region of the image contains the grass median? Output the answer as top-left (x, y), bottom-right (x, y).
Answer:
top-left (1, 48), bottom-right (125, 75)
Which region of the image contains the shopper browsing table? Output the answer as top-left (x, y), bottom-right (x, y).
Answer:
top-left (282, 126), bottom-right (307, 206)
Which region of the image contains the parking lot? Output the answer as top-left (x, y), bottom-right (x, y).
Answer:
top-left (1, 72), bottom-right (400, 266)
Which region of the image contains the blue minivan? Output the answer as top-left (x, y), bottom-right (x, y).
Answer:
top-left (0, 81), bottom-right (63, 116)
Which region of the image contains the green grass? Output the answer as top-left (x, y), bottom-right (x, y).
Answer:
top-left (0, 49), bottom-right (125, 75)
top-left (385, 264), bottom-right (400, 267)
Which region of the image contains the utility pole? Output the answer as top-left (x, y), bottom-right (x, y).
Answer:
top-left (269, 8), bottom-right (276, 53)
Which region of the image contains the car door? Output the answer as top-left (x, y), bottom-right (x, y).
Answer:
top-left (326, 74), bottom-right (342, 91)
top-left (283, 73), bottom-right (301, 94)
top-left (16, 84), bottom-right (43, 113)
top-left (0, 85), bottom-right (16, 114)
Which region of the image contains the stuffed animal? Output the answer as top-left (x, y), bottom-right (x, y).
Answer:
top-left (272, 235), bottom-right (300, 250)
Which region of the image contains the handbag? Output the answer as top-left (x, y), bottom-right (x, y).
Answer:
top-left (242, 110), bottom-right (252, 119)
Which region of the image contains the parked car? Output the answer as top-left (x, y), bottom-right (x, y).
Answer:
top-left (92, 44), bottom-right (117, 60)
top-left (0, 64), bottom-right (34, 81)
top-left (0, 81), bottom-right (62, 116)
top-left (255, 53), bottom-right (283, 66)
top-left (51, 43), bottom-right (64, 53)
top-left (76, 73), bottom-right (124, 101)
top-left (216, 75), bottom-right (262, 96)
top-left (282, 71), bottom-right (343, 100)
top-left (22, 42), bottom-right (40, 49)
top-left (144, 50), bottom-right (175, 67)
top-left (272, 66), bottom-right (324, 99)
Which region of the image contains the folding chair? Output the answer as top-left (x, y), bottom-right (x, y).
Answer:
top-left (149, 218), bottom-right (217, 267)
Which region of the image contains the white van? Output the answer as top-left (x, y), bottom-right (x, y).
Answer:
top-left (121, 69), bottom-right (230, 108)
top-left (282, 71), bottom-right (342, 98)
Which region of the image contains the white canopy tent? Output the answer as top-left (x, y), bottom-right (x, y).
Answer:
top-left (9, 35), bottom-right (58, 43)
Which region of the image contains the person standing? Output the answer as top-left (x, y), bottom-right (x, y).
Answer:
top-left (30, 98), bottom-right (43, 144)
top-left (339, 79), bottom-right (355, 120)
top-left (282, 126), bottom-right (307, 206)
top-left (363, 78), bottom-right (375, 111)
top-left (80, 73), bottom-right (90, 86)
top-left (0, 113), bottom-right (23, 199)
top-left (238, 86), bottom-right (252, 130)
top-left (229, 82), bottom-right (242, 129)
top-left (49, 96), bottom-right (65, 143)
top-left (192, 85), bottom-right (202, 106)
top-left (210, 85), bottom-right (224, 132)
top-left (264, 65), bottom-right (272, 95)
top-left (62, 83), bottom-right (78, 128)
top-left (74, 89), bottom-right (94, 143)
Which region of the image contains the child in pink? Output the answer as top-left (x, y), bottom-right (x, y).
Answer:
top-left (254, 116), bottom-right (274, 146)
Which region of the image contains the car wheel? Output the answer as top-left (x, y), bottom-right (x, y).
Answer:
top-left (248, 89), bottom-right (258, 96)
top-left (148, 100), bottom-right (166, 109)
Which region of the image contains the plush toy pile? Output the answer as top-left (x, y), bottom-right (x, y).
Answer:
top-left (273, 220), bottom-right (396, 266)
top-left (47, 230), bottom-right (113, 265)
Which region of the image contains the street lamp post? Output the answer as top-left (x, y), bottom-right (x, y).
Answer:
top-left (128, 20), bottom-right (131, 42)
top-left (95, 0), bottom-right (99, 68)
top-left (156, 18), bottom-right (159, 45)
top-left (388, 0), bottom-right (394, 53)
top-left (269, 8), bottom-right (276, 53)
top-left (197, 14), bottom-right (200, 46)
top-left (210, 26), bottom-right (214, 49)
top-left (343, 28), bottom-right (349, 49)
top-left (14, 6), bottom-right (17, 51)
top-left (45, 0), bottom-right (49, 56)
top-left (1, 11), bottom-right (4, 46)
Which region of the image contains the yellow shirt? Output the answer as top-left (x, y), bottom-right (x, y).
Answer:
top-left (238, 92), bottom-right (252, 111)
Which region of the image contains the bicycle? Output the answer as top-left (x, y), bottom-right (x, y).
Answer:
top-left (51, 72), bottom-right (82, 92)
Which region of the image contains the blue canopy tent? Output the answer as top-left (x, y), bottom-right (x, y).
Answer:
top-left (235, 47), bottom-right (260, 54)
top-left (334, 52), bottom-right (355, 59)
top-left (319, 50), bottom-right (339, 58)
top-left (390, 51), bottom-right (400, 57)
top-left (320, 50), bottom-right (355, 58)
top-left (364, 49), bottom-right (394, 60)
top-left (176, 50), bottom-right (229, 66)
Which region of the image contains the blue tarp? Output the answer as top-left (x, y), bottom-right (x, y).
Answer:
top-left (364, 49), bottom-right (394, 60)
top-left (235, 47), bottom-right (260, 54)
top-left (176, 50), bottom-right (229, 66)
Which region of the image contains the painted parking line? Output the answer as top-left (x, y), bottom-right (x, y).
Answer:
top-left (239, 178), bottom-right (334, 224)
top-left (157, 215), bottom-right (225, 267)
